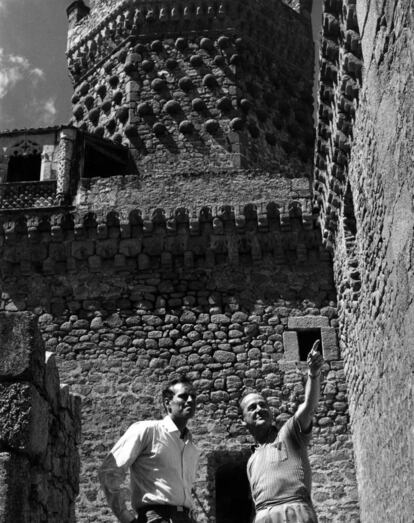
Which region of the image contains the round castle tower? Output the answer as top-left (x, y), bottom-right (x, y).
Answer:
top-left (66, 0), bottom-right (315, 177)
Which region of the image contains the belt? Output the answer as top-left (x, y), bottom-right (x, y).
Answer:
top-left (138, 505), bottom-right (190, 516)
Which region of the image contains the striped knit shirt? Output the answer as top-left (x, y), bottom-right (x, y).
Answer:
top-left (247, 416), bottom-right (312, 511)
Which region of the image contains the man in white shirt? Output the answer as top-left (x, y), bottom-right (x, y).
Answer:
top-left (99, 376), bottom-right (200, 523)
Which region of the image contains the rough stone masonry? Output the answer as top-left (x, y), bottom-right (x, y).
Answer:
top-left (0, 312), bottom-right (80, 523)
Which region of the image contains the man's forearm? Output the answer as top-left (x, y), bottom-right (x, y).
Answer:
top-left (305, 369), bottom-right (321, 413)
top-left (296, 371), bottom-right (321, 431)
top-left (99, 456), bottom-right (135, 523)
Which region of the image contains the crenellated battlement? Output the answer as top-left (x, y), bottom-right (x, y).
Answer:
top-left (0, 200), bottom-right (323, 278)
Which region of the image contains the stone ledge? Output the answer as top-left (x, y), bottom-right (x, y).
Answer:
top-left (287, 315), bottom-right (329, 330)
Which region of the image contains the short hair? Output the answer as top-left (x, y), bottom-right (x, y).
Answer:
top-left (162, 375), bottom-right (193, 403)
top-left (238, 391), bottom-right (267, 416)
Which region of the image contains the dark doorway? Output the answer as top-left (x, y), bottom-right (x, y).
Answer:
top-left (297, 329), bottom-right (321, 361)
top-left (7, 153), bottom-right (41, 182)
top-left (216, 462), bottom-right (253, 523)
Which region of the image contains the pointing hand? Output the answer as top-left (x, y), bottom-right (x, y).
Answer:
top-left (307, 340), bottom-right (324, 375)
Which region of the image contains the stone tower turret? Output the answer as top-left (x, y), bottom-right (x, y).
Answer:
top-left (66, 0), bottom-right (315, 177)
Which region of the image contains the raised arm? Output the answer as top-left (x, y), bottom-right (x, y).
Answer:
top-left (295, 340), bottom-right (324, 433)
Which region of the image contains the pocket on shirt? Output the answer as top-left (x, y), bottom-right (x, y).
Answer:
top-left (270, 441), bottom-right (288, 462)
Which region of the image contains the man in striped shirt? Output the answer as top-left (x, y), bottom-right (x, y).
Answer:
top-left (240, 340), bottom-right (324, 523)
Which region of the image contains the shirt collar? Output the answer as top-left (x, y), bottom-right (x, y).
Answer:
top-left (162, 416), bottom-right (193, 441)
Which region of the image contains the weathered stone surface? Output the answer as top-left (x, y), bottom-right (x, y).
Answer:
top-left (0, 382), bottom-right (48, 456)
top-left (0, 312), bottom-right (44, 384)
top-left (283, 331), bottom-right (299, 361)
top-left (287, 316), bottom-right (329, 330)
top-left (321, 327), bottom-right (338, 361)
top-left (0, 453), bottom-right (31, 522)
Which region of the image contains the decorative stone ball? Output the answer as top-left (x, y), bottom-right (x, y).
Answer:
top-left (256, 109), bottom-right (268, 122)
top-left (79, 81), bottom-right (90, 96)
top-left (96, 84), bottom-right (107, 99)
top-left (134, 43), bottom-right (146, 54)
top-left (151, 40), bottom-right (163, 53)
top-left (200, 37), bottom-right (213, 51)
top-left (116, 106), bottom-right (129, 123)
top-left (153, 122), bottom-right (166, 137)
top-left (202, 74), bottom-right (218, 88)
top-left (230, 117), bottom-right (244, 131)
top-left (106, 119), bottom-right (117, 134)
top-left (217, 36), bottom-right (230, 49)
top-left (189, 54), bottom-right (203, 67)
top-left (101, 99), bottom-right (112, 113)
top-left (166, 58), bottom-right (178, 70)
top-left (247, 122), bottom-right (260, 138)
top-left (191, 98), bottom-right (206, 112)
top-left (73, 104), bottom-right (84, 120)
top-left (142, 59), bottom-right (155, 72)
top-left (179, 120), bottom-right (194, 134)
top-left (112, 90), bottom-right (123, 105)
top-left (229, 54), bottom-right (240, 65)
top-left (239, 98), bottom-right (251, 112)
top-left (205, 119), bottom-right (220, 134)
top-left (164, 100), bottom-right (181, 115)
top-left (124, 124), bottom-right (138, 138)
top-left (88, 108), bottom-right (101, 125)
top-left (217, 97), bottom-right (232, 112)
top-left (151, 78), bottom-right (166, 92)
top-left (71, 93), bottom-right (80, 104)
top-left (124, 62), bottom-right (137, 75)
top-left (118, 49), bottom-right (128, 63)
top-left (94, 126), bottom-right (105, 138)
top-left (137, 102), bottom-right (153, 116)
top-left (175, 37), bottom-right (187, 51)
top-left (84, 95), bottom-right (95, 110)
top-left (109, 75), bottom-right (119, 88)
top-left (113, 133), bottom-right (123, 144)
top-left (213, 55), bottom-right (225, 67)
top-left (178, 76), bottom-right (194, 92)
top-left (265, 132), bottom-right (277, 145)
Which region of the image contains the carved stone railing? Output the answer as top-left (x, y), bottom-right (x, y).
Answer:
top-left (0, 181), bottom-right (60, 210)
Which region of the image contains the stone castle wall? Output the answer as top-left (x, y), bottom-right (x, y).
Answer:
top-left (0, 312), bottom-right (80, 523)
top-left (0, 210), bottom-right (359, 522)
top-left (315, 0), bottom-right (414, 521)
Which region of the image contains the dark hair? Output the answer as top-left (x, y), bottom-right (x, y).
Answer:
top-left (162, 375), bottom-right (193, 403)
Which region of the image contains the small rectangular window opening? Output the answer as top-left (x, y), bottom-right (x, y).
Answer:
top-left (297, 329), bottom-right (320, 361)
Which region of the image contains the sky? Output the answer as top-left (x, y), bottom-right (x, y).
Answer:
top-left (0, 0), bottom-right (323, 131)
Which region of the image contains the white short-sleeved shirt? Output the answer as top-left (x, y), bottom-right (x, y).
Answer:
top-left (100, 416), bottom-right (200, 523)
